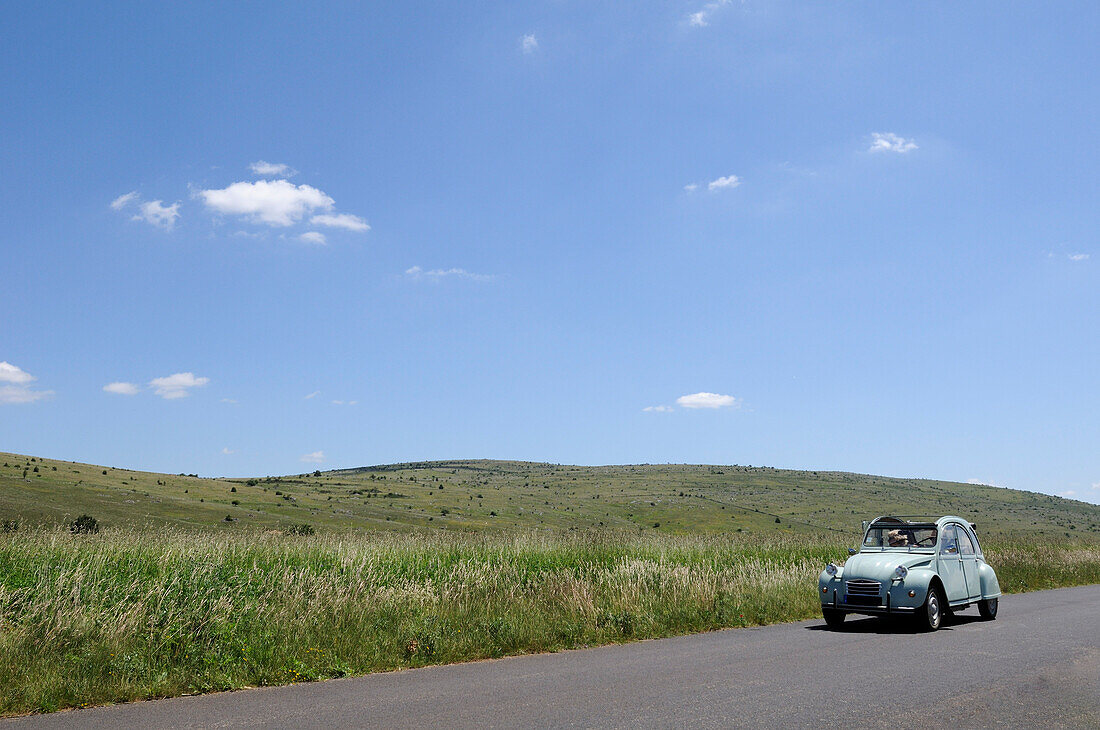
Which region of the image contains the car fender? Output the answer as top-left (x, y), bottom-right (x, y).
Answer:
top-left (818, 567), bottom-right (843, 604)
top-left (978, 560), bottom-right (1001, 599)
top-left (890, 567), bottom-right (935, 607)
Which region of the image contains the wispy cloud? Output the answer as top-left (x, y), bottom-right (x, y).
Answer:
top-left (331, 399), bottom-right (358, 405)
top-left (249, 161), bottom-right (296, 177)
top-left (1068, 253), bottom-right (1089, 261)
top-left (869, 132), bottom-right (918, 154)
top-left (221, 447), bottom-right (235, 455)
top-left (967, 478), bottom-right (1007, 489)
top-left (643, 405), bottom-right (674, 413)
top-left (110, 191), bottom-right (139, 210)
top-left (110, 192), bottom-right (180, 230)
top-left (708, 174), bottom-right (741, 191)
top-left (0, 362), bottom-right (53, 404)
top-left (676, 392), bottom-right (740, 409)
top-left (103, 381), bottom-right (140, 395)
top-left (404, 266), bottom-right (494, 282)
top-left (521, 33), bottom-right (538, 54)
top-left (687, 0), bottom-right (731, 28)
top-left (1059, 490), bottom-right (1077, 498)
top-left (299, 231), bottom-right (326, 245)
top-left (683, 183), bottom-right (699, 192)
top-left (300, 450), bottom-right (325, 464)
top-left (198, 179), bottom-right (335, 227)
top-left (304, 390), bottom-right (321, 400)
top-left (310, 213), bottom-right (370, 232)
top-left (149, 372), bottom-right (209, 400)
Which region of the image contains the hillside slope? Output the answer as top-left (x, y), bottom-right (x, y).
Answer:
top-left (2, 452), bottom-right (1097, 538)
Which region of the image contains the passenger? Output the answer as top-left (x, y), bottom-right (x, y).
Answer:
top-left (887, 529), bottom-right (909, 547)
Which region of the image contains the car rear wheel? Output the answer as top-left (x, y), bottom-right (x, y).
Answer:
top-left (822, 608), bottom-right (845, 629)
top-left (978, 597), bottom-right (998, 620)
top-left (915, 587), bottom-right (943, 631)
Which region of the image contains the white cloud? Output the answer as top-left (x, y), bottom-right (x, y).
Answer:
top-left (250, 161), bottom-right (296, 177)
top-left (522, 34), bottom-right (538, 53)
top-left (0, 385), bottom-right (52, 404)
top-left (683, 183), bottom-right (699, 192)
top-left (967, 478), bottom-right (1007, 489)
top-left (299, 231), bottom-right (327, 245)
top-left (221, 447), bottom-right (235, 455)
top-left (111, 191), bottom-right (180, 230)
top-left (149, 372), bottom-right (209, 400)
top-left (708, 175), bottom-right (741, 191)
top-left (869, 132), bottom-right (918, 154)
top-left (1059, 490), bottom-right (1076, 498)
top-left (331, 399), bottom-right (358, 406)
top-left (134, 200), bottom-right (180, 230)
top-left (644, 405), bottom-right (674, 413)
top-left (0, 362), bottom-right (52, 404)
top-left (103, 381), bottom-right (140, 395)
top-left (221, 398), bottom-right (238, 404)
top-left (111, 191), bottom-right (139, 210)
top-left (198, 179), bottom-right (335, 227)
top-left (676, 392), bottom-right (741, 409)
top-left (404, 265), bottom-right (494, 282)
top-left (300, 450), bottom-right (325, 464)
top-left (305, 390), bottom-right (321, 400)
top-left (0, 362), bottom-right (35, 385)
top-left (310, 213), bottom-right (370, 232)
top-left (1092, 482), bottom-right (1100, 491)
top-left (687, 0), bottom-right (731, 28)
top-left (1068, 253), bottom-right (1089, 261)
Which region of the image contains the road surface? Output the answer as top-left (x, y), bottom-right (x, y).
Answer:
top-left (6, 585), bottom-right (1098, 728)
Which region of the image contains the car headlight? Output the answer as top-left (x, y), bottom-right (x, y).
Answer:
top-left (825, 563), bottom-right (838, 577)
top-left (894, 565), bottom-right (908, 580)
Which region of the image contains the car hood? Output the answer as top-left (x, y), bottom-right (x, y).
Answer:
top-left (843, 552), bottom-right (932, 580)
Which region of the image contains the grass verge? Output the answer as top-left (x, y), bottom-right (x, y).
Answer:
top-left (1, 528), bottom-right (1097, 716)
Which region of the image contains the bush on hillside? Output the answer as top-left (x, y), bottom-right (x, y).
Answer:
top-left (70, 514), bottom-right (99, 534)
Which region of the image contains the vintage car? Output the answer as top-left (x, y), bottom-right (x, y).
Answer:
top-left (818, 515), bottom-right (1001, 631)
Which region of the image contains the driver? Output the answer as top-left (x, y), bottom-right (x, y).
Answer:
top-left (887, 529), bottom-right (910, 547)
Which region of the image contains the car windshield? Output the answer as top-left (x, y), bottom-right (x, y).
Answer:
top-left (862, 525), bottom-right (937, 550)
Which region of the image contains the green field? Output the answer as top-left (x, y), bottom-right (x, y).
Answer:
top-left (1, 527), bottom-right (1097, 716)
top-left (2, 451), bottom-right (1099, 717)
top-left (3, 452), bottom-right (1098, 538)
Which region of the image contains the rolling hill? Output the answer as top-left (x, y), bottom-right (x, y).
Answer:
top-left (1, 452), bottom-right (1097, 539)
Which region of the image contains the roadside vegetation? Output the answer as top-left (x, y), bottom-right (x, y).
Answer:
top-left (1, 527), bottom-right (1098, 716)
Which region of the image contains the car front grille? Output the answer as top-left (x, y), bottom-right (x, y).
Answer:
top-left (845, 579), bottom-right (882, 606)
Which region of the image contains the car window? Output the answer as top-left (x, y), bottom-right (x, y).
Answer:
top-left (957, 526), bottom-right (975, 555)
top-left (940, 524), bottom-right (958, 554)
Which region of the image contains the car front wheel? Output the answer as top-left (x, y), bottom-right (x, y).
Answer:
top-left (978, 597), bottom-right (998, 620)
top-left (822, 608), bottom-right (845, 629)
top-left (916, 587), bottom-right (943, 631)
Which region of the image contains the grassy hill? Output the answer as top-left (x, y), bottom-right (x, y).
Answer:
top-left (2, 452), bottom-right (1098, 539)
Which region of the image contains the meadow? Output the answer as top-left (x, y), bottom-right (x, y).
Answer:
top-left (1, 527), bottom-right (1098, 716)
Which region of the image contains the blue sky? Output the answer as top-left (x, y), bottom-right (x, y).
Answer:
top-left (1, 2), bottom-right (1097, 503)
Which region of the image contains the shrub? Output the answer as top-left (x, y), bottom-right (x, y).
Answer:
top-left (69, 514), bottom-right (99, 534)
top-left (1, 519), bottom-right (18, 533)
top-left (287, 523), bottom-right (315, 536)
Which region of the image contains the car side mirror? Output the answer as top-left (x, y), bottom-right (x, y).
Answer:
top-left (848, 548), bottom-right (857, 555)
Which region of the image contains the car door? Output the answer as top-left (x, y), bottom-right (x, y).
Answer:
top-left (937, 524), bottom-right (968, 603)
top-left (956, 524), bottom-right (982, 601)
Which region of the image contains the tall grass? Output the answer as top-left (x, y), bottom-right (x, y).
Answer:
top-left (0, 528), bottom-right (1096, 716)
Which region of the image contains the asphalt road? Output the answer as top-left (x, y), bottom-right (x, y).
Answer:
top-left (7, 585), bottom-right (1099, 729)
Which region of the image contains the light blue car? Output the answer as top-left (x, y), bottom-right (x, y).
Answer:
top-left (819, 515), bottom-right (1001, 631)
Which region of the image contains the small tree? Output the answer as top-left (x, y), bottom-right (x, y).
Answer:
top-left (70, 514), bottom-right (99, 534)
